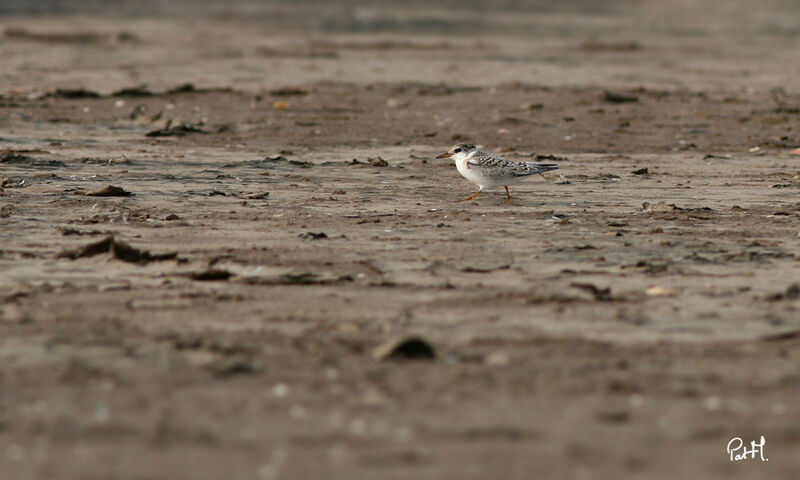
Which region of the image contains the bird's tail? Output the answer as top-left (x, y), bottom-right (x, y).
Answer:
top-left (525, 162), bottom-right (559, 175)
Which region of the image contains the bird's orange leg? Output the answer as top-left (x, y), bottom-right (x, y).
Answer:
top-left (504, 186), bottom-right (512, 204)
top-left (457, 190), bottom-right (482, 202)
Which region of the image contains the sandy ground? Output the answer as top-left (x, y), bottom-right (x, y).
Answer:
top-left (1, 1), bottom-right (800, 478)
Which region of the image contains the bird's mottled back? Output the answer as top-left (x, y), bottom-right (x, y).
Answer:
top-left (467, 150), bottom-right (557, 177)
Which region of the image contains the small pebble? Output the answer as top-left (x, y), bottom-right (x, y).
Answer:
top-left (272, 383), bottom-right (290, 397)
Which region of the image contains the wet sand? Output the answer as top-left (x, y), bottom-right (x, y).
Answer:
top-left (1, 1), bottom-right (800, 478)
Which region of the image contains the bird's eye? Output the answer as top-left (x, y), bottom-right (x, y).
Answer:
top-left (454, 148), bottom-right (462, 153)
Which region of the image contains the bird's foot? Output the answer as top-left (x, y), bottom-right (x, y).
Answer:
top-left (457, 191), bottom-right (482, 202)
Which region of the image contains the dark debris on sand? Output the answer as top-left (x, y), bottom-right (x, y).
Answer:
top-left (57, 235), bottom-right (177, 264)
top-left (146, 120), bottom-right (210, 137)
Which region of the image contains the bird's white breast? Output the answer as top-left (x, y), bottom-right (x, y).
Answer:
top-left (454, 151), bottom-right (496, 189)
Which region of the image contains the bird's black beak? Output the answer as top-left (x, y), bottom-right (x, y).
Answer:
top-left (436, 152), bottom-right (453, 158)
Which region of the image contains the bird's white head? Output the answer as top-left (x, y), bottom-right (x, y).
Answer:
top-left (436, 143), bottom-right (477, 161)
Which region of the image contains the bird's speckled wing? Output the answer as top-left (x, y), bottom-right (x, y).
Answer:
top-left (467, 151), bottom-right (516, 176)
top-left (467, 151), bottom-right (556, 178)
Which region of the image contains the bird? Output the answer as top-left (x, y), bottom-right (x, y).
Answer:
top-left (436, 143), bottom-right (559, 204)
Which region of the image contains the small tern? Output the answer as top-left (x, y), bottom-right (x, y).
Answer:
top-left (436, 143), bottom-right (559, 203)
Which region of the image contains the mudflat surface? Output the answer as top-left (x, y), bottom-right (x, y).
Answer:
top-left (1, 1), bottom-right (800, 479)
